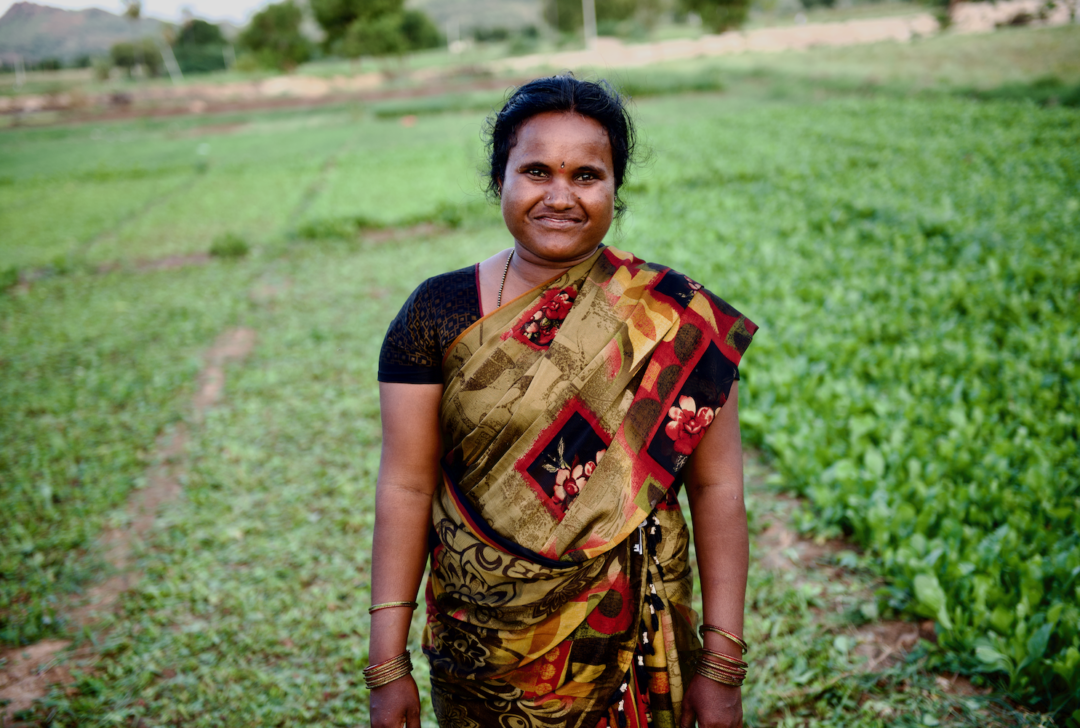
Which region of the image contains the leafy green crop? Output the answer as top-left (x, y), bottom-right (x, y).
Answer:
top-left (2, 49), bottom-right (1079, 720)
top-left (624, 95), bottom-right (1079, 714)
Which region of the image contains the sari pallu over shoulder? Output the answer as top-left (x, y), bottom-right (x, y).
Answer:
top-left (423, 246), bottom-right (757, 728)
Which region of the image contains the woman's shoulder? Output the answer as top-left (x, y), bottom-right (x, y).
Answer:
top-left (408, 265), bottom-right (477, 305)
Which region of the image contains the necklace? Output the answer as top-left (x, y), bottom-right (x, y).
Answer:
top-left (496, 250), bottom-right (514, 308)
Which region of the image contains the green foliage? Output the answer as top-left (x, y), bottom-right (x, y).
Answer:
top-left (108, 38), bottom-right (164, 76)
top-left (0, 266), bottom-right (19, 291)
top-left (209, 232), bottom-right (250, 258)
top-left (399, 9), bottom-right (443, 50)
top-left (612, 66), bottom-right (725, 97)
top-left (342, 13), bottom-right (409, 58)
top-left (680, 0), bottom-right (751, 32)
top-left (238, 0), bottom-right (312, 71)
top-left (623, 94), bottom-right (1079, 714)
top-left (175, 18), bottom-right (226, 47)
top-left (339, 8), bottom-right (443, 59)
top-left (172, 19), bottom-right (227, 75)
top-left (967, 75), bottom-right (1080, 108)
top-left (4, 35), bottom-right (1080, 719)
top-left (0, 265), bottom-right (254, 644)
top-left (543, 0), bottom-right (662, 33)
top-left (310, 0), bottom-right (404, 47)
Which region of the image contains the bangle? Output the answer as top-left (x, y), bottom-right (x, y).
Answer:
top-left (697, 662), bottom-right (744, 687)
top-left (701, 648), bottom-right (748, 669)
top-left (696, 645), bottom-right (748, 688)
top-left (698, 624), bottom-right (748, 654)
top-left (363, 651), bottom-right (413, 689)
top-left (369, 600), bottom-right (418, 614)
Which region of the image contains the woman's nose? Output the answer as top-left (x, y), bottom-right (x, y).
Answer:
top-left (544, 181), bottom-right (575, 208)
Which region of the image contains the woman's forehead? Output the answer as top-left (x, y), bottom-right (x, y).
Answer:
top-left (510, 112), bottom-right (613, 164)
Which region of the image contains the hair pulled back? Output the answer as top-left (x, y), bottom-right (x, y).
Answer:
top-left (484, 74), bottom-right (637, 217)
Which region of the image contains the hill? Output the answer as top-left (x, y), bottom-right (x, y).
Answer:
top-left (0, 2), bottom-right (165, 62)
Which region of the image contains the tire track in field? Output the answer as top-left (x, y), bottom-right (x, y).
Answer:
top-left (284, 134), bottom-right (361, 235)
top-left (75, 172), bottom-right (204, 261)
top-left (0, 327), bottom-right (257, 721)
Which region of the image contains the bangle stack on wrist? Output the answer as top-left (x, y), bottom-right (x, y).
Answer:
top-left (363, 650), bottom-right (413, 689)
top-left (697, 648), bottom-right (747, 687)
top-left (696, 624), bottom-right (749, 688)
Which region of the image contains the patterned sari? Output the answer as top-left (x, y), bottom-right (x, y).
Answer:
top-left (424, 246), bottom-right (756, 728)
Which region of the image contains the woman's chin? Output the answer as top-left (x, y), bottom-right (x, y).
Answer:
top-left (514, 235), bottom-right (607, 264)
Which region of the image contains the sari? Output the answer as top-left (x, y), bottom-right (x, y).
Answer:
top-left (423, 246), bottom-right (757, 728)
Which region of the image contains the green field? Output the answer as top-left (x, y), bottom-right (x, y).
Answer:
top-left (2, 24), bottom-right (1079, 726)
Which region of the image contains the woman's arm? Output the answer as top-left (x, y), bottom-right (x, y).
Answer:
top-left (368, 382), bottom-right (444, 728)
top-left (680, 382), bottom-right (748, 728)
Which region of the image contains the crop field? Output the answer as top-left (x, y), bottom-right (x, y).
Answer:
top-left (2, 24), bottom-right (1079, 727)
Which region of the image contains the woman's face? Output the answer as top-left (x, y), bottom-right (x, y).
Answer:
top-left (500, 111), bottom-right (616, 264)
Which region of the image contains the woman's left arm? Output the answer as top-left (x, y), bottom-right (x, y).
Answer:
top-left (680, 382), bottom-right (748, 728)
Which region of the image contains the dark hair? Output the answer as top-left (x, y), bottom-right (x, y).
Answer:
top-left (484, 74), bottom-right (637, 217)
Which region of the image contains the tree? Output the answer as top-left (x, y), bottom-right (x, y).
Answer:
top-left (177, 19), bottom-right (226, 47)
top-left (173, 19), bottom-right (228, 74)
top-left (679, 0), bottom-right (750, 32)
top-left (310, 0), bottom-right (404, 48)
top-left (238, 1), bottom-right (312, 71)
top-left (341, 13), bottom-right (408, 58)
top-left (543, 0), bottom-right (661, 34)
top-left (110, 39), bottom-right (164, 76)
top-left (399, 9), bottom-right (442, 50)
top-left (319, 1), bottom-right (443, 61)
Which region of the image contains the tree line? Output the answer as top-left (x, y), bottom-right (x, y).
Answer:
top-left (95, 0), bottom-right (757, 77)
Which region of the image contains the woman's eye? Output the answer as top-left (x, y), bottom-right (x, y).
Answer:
top-left (526, 168), bottom-right (546, 178)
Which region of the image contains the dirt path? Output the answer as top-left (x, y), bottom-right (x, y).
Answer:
top-left (0, 328), bottom-right (257, 721)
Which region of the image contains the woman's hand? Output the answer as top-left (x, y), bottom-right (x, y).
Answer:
top-left (369, 674), bottom-right (422, 728)
top-left (679, 675), bottom-right (743, 728)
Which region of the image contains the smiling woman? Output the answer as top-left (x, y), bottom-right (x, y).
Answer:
top-left (367, 75), bottom-right (759, 728)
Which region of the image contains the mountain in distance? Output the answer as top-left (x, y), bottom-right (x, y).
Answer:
top-left (0, 2), bottom-right (165, 62)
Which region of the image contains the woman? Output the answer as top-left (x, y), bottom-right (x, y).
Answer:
top-left (367, 75), bottom-right (757, 728)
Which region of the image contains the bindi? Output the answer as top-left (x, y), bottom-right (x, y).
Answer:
top-left (560, 162), bottom-right (565, 169)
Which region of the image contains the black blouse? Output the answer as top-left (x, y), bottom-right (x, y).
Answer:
top-left (378, 265), bottom-right (481, 384)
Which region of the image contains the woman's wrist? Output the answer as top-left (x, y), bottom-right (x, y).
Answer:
top-left (368, 609), bottom-right (415, 664)
top-left (702, 630), bottom-right (745, 658)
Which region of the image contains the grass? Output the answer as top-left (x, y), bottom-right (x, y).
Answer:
top-left (2, 22), bottom-right (1079, 726)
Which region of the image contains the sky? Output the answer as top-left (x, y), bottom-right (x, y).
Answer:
top-left (0, 0), bottom-right (271, 23)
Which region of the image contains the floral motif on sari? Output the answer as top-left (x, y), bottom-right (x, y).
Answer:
top-left (424, 246), bottom-right (756, 727)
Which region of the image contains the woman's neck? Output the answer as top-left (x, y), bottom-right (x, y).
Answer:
top-left (508, 243), bottom-right (601, 289)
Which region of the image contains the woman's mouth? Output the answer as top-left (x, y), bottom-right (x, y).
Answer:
top-left (534, 214), bottom-right (583, 228)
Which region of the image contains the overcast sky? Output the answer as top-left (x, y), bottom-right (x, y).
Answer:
top-left (1, 0), bottom-right (270, 23)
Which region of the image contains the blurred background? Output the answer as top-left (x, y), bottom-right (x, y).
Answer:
top-left (1, 0), bottom-right (1078, 725)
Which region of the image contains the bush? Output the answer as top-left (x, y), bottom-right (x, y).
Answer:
top-left (209, 233), bottom-right (250, 258)
top-left (680, 0), bottom-right (751, 32)
top-left (0, 266), bottom-right (19, 292)
top-left (238, 1), bottom-right (312, 71)
top-left (109, 39), bottom-right (164, 77)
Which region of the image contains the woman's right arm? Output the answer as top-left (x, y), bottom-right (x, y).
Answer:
top-left (368, 382), bottom-right (444, 728)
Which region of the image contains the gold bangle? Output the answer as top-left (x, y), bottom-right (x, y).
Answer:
top-left (363, 651), bottom-right (413, 689)
top-left (701, 648), bottom-right (748, 669)
top-left (698, 624), bottom-right (749, 654)
top-left (697, 663), bottom-right (744, 687)
top-left (369, 600), bottom-right (419, 614)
